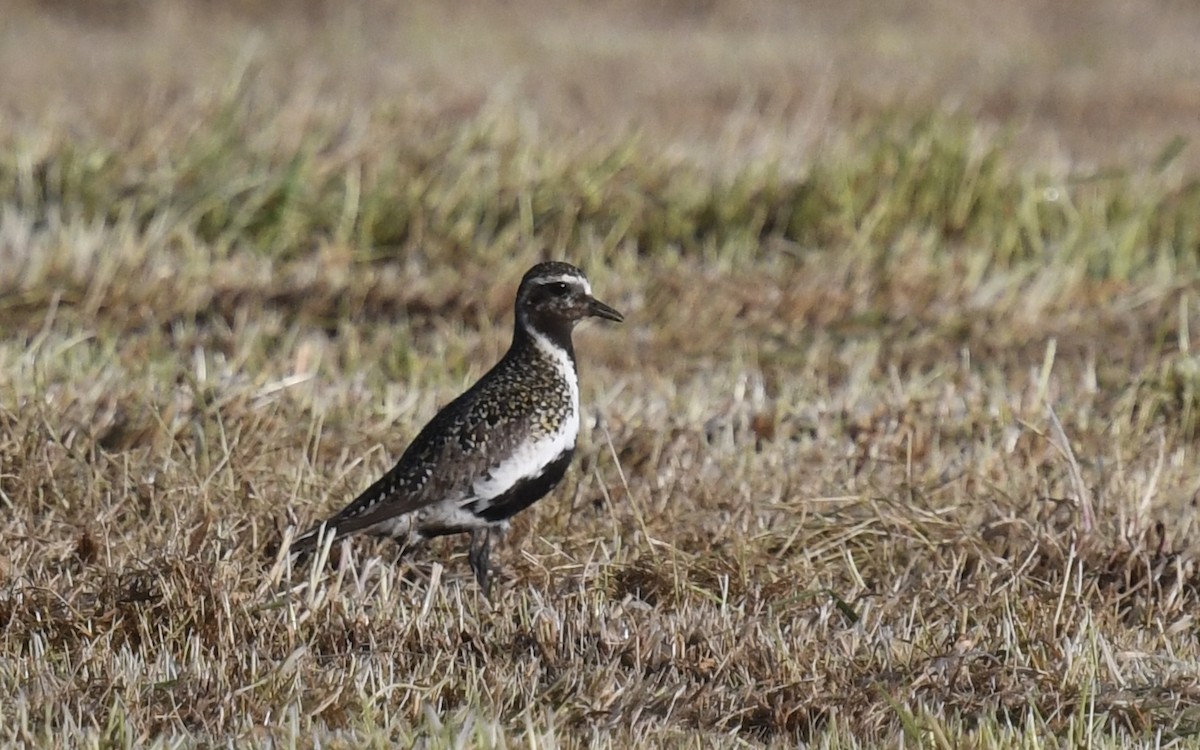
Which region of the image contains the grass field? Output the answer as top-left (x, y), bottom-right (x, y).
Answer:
top-left (4, 1), bottom-right (1200, 747)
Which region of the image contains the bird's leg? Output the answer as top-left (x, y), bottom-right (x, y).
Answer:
top-left (386, 533), bottom-right (432, 585)
top-left (388, 533), bottom-right (427, 562)
top-left (468, 529), bottom-right (492, 597)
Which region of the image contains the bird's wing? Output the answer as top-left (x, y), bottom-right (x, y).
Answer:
top-left (291, 399), bottom-right (527, 551)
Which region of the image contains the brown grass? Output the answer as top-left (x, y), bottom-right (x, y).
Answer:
top-left (3, 1), bottom-right (1200, 746)
top-left (5, 0), bottom-right (1200, 170)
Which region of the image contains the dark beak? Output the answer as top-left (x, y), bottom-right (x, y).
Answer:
top-left (586, 296), bottom-right (624, 323)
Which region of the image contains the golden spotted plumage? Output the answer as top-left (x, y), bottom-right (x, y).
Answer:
top-left (291, 261), bottom-right (623, 595)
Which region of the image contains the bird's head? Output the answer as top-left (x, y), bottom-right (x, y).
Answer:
top-left (516, 262), bottom-right (624, 343)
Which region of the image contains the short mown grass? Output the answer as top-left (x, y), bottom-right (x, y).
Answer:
top-left (4, 4), bottom-right (1200, 748)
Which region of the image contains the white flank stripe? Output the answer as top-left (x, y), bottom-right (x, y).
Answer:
top-left (470, 329), bottom-right (580, 507)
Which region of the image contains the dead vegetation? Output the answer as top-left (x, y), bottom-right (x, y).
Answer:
top-left (3, 1), bottom-right (1200, 747)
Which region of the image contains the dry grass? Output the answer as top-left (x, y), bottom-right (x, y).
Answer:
top-left (3, 1), bottom-right (1200, 747)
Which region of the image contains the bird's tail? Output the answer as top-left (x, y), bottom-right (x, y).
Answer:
top-left (289, 521), bottom-right (341, 556)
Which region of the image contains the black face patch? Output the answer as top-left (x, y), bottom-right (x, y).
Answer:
top-left (528, 279), bottom-right (579, 304)
top-left (523, 278), bottom-right (587, 322)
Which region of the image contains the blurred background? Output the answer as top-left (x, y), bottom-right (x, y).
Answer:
top-left (5, 0), bottom-right (1199, 170)
top-left (5, 3), bottom-right (1200, 744)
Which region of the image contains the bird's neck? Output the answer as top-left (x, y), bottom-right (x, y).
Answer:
top-left (513, 313), bottom-right (576, 365)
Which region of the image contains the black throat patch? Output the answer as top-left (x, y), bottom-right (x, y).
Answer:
top-left (519, 309), bottom-right (576, 362)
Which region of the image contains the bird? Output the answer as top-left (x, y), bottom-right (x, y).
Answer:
top-left (290, 261), bottom-right (623, 595)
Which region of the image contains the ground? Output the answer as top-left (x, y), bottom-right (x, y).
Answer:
top-left (2, 1), bottom-right (1200, 747)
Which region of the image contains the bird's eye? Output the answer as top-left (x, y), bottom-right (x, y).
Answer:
top-left (550, 282), bottom-right (571, 295)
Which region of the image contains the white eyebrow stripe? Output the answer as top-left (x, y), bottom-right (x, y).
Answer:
top-left (538, 275), bottom-right (592, 295)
